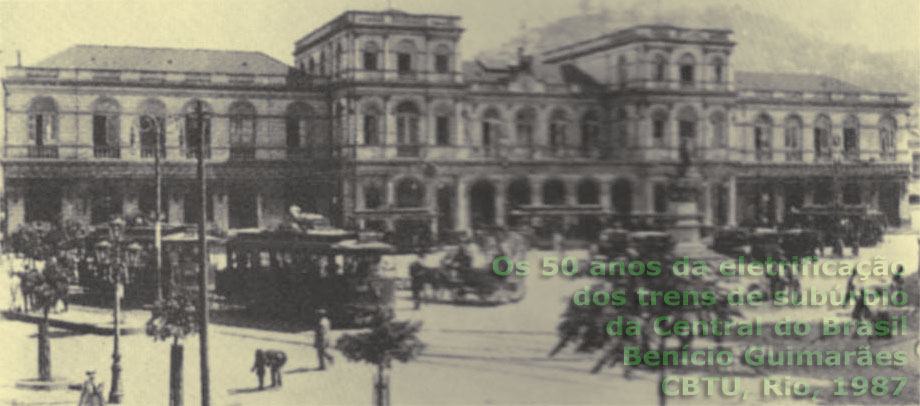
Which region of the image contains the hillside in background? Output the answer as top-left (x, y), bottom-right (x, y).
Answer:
top-left (477, 2), bottom-right (919, 99)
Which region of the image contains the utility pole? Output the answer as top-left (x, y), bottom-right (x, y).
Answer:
top-left (194, 100), bottom-right (211, 406)
top-left (154, 117), bottom-right (163, 302)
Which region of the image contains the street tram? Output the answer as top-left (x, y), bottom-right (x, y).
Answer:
top-left (218, 227), bottom-right (396, 327)
top-left (77, 217), bottom-right (226, 305)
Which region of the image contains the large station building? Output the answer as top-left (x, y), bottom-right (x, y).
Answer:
top-left (2, 9), bottom-right (915, 238)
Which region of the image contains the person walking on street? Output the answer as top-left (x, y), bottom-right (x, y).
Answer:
top-left (409, 261), bottom-right (424, 310)
top-left (315, 309), bottom-right (334, 370)
top-left (251, 349), bottom-right (267, 390)
top-left (265, 350), bottom-right (287, 388)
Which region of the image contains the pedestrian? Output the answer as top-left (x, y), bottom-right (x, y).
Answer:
top-left (409, 261), bottom-right (424, 310)
top-left (264, 350), bottom-right (287, 388)
top-left (315, 309), bottom-right (334, 370)
top-left (251, 349), bottom-right (267, 390)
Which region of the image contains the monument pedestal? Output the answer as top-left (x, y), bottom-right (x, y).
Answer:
top-left (667, 170), bottom-right (706, 249)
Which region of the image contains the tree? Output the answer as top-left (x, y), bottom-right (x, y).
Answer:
top-left (549, 241), bottom-right (740, 406)
top-left (8, 220), bottom-right (87, 381)
top-left (335, 313), bottom-right (426, 406)
top-left (146, 288), bottom-right (198, 406)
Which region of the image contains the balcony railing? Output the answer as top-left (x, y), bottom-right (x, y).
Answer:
top-left (28, 145), bottom-right (59, 159)
top-left (93, 145), bottom-right (121, 159)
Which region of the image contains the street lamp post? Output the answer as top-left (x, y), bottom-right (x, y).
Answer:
top-left (94, 217), bottom-right (142, 404)
top-left (192, 100), bottom-right (211, 406)
top-left (139, 115), bottom-right (165, 302)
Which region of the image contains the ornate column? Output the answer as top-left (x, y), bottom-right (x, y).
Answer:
top-left (495, 178), bottom-right (507, 227)
top-left (455, 178), bottom-right (470, 233)
top-left (727, 176), bottom-right (737, 227)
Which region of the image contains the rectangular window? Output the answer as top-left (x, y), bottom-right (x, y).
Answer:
top-left (93, 115), bottom-right (108, 146)
top-left (364, 115), bottom-right (378, 145)
top-left (184, 192), bottom-right (214, 224)
top-left (436, 116), bottom-right (450, 145)
top-left (435, 54), bottom-right (449, 73)
top-left (680, 66), bottom-right (694, 84)
top-left (653, 120), bottom-right (665, 140)
top-left (34, 115), bottom-right (45, 145)
top-left (229, 189), bottom-right (258, 229)
top-left (397, 53), bottom-right (412, 73)
top-left (363, 52), bottom-right (377, 71)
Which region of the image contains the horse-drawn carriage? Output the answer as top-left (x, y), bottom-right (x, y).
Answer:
top-left (408, 229), bottom-right (528, 305)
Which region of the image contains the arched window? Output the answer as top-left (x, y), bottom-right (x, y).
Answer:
top-left (286, 102), bottom-right (313, 150)
top-left (577, 178), bottom-right (599, 205)
top-left (363, 183), bottom-right (384, 209)
top-left (363, 41), bottom-right (380, 71)
top-left (754, 114), bottom-right (773, 161)
top-left (814, 114), bottom-right (832, 161)
top-left (27, 97), bottom-right (58, 148)
top-left (396, 40), bottom-right (416, 75)
top-left (678, 53), bottom-right (695, 85)
top-left (92, 98), bottom-right (120, 158)
top-left (843, 115), bottom-right (859, 160)
top-left (229, 100), bottom-right (256, 147)
top-left (183, 100), bottom-right (212, 159)
top-left (617, 56), bottom-right (628, 87)
top-left (677, 107), bottom-right (697, 157)
top-left (515, 108), bottom-right (536, 147)
top-left (710, 56), bottom-right (725, 83)
top-left (362, 102), bottom-right (383, 145)
top-left (549, 109), bottom-right (568, 148)
top-left (652, 109), bottom-right (668, 146)
top-left (396, 101), bottom-right (421, 156)
top-left (783, 115), bottom-right (803, 161)
top-left (710, 112), bottom-right (727, 148)
top-left (138, 99), bottom-right (166, 158)
top-left (543, 179), bottom-right (566, 205)
top-left (879, 116), bottom-right (898, 160)
top-left (481, 108), bottom-right (502, 149)
top-left (581, 110), bottom-right (601, 156)
top-left (434, 44), bottom-right (451, 74)
top-left (396, 178), bottom-right (425, 208)
top-left (653, 54), bottom-right (667, 81)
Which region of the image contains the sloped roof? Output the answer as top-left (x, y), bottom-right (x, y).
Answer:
top-left (461, 59), bottom-right (570, 86)
top-left (34, 45), bottom-right (291, 75)
top-left (735, 71), bottom-right (863, 93)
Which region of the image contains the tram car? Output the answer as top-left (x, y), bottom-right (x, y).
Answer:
top-left (77, 217), bottom-right (225, 306)
top-left (408, 230), bottom-right (528, 305)
top-left (218, 228), bottom-right (396, 327)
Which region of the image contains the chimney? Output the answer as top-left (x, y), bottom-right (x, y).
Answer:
top-left (17, 50), bottom-right (22, 67)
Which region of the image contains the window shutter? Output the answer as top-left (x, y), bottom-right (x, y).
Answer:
top-left (107, 115), bottom-right (119, 146)
top-left (28, 114), bottom-right (36, 141)
top-left (47, 115), bottom-right (57, 142)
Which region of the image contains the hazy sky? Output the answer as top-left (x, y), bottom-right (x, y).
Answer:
top-left (1, 0), bottom-right (917, 70)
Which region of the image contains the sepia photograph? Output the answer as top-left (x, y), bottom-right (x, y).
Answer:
top-left (0, 0), bottom-right (918, 405)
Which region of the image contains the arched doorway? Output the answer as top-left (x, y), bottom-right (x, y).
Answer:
top-left (470, 180), bottom-right (496, 228)
top-left (506, 178), bottom-right (530, 227)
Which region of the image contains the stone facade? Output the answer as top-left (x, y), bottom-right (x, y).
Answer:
top-left (1, 9), bottom-right (914, 237)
